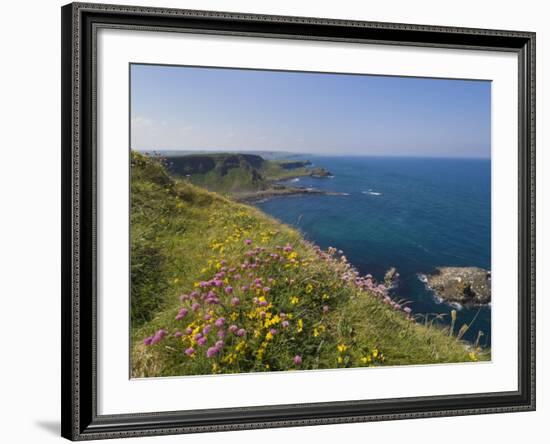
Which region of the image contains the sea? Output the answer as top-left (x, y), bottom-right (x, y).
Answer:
top-left (256, 156), bottom-right (491, 345)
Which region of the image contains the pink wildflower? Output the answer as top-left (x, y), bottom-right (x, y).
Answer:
top-left (184, 347), bottom-right (195, 356)
top-left (206, 346), bottom-right (219, 358)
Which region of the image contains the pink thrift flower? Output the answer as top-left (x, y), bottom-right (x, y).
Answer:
top-left (225, 286), bottom-right (233, 294)
top-left (404, 307), bottom-right (412, 314)
top-left (269, 328), bottom-right (277, 335)
top-left (206, 346), bottom-right (219, 358)
top-left (281, 320), bottom-right (289, 328)
top-left (143, 336), bottom-right (153, 346)
top-left (179, 294), bottom-right (189, 302)
top-left (184, 347), bottom-right (195, 356)
top-left (244, 239), bottom-right (252, 245)
top-left (293, 355), bottom-right (302, 365)
top-left (150, 329), bottom-right (167, 345)
top-left (191, 302), bottom-right (201, 311)
top-left (214, 317), bottom-right (225, 327)
top-left (175, 308), bottom-right (188, 320)
top-left (228, 325), bottom-right (238, 333)
top-left (215, 340), bottom-right (224, 349)
top-left (263, 286), bottom-right (271, 293)
top-left (203, 325), bottom-right (212, 335)
top-left (231, 297), bottom-right (240, 306)
top-left (185, 327), bottom-right (193, 335)
top-left (204, 313), bottom-right (212, 321)
top-left (236, 328), bottom-right (246, 337)
top-left (174, 331), bottom-right (183, 338)
top-left (217, 329), bottom-right (226, 339)
top-left (197, 337), bottom-right (208, 346)
top-left (323, 305), bottom-right (329, 313)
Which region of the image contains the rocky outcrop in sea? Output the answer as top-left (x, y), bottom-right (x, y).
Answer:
top-left (421, 267), bottom-right (491, 307)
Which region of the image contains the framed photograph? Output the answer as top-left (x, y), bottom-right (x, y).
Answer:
top-left (61, 2), bottom-right (536, 440)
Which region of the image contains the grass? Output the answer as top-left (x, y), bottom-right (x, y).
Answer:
top-left (130, 151), bottom-right (488, 378)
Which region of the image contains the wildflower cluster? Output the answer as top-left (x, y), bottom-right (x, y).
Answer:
top-left (143, 220), bottom-right (347, 373)
top-left (309, 244), bottom-right (413, 318)
top-left (141, 212), bottom-right (403, 374)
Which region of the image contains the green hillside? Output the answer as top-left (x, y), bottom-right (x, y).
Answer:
top-left (130, 151), bottom-right (487, 377)
top-left (162, 152), bottom-right (327, 194)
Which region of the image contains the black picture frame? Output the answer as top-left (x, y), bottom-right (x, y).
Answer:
top-left (61, 2), bottom-right (536, 440)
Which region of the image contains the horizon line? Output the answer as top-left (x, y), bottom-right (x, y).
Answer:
top-left (133, 148), bottom-right (491, 160)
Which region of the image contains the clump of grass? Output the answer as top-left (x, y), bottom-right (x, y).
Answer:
top-left (130, 151), bottom-right (487, 377)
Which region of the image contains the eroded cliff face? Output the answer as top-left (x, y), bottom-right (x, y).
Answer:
top-left (165, 153), bottom-right (265, 176)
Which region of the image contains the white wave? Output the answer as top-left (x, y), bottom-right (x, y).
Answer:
top-left (289, 178), bottom-right (300, 183)
top-left (362, 190), bottom-right (382, 196)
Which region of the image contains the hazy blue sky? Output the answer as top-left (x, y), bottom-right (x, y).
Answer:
top-left (130, 64), bottom-right (491, 158)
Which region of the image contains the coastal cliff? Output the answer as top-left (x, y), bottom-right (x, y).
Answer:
top-left (156, 152), bottom-right (333, 198)
top-left (130, 151), bottom-right (487, 377)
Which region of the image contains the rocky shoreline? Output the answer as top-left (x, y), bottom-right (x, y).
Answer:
top-left (420, 267), bottom-right (491, 307)
top-left (234, 186), bottom-right (347, 203)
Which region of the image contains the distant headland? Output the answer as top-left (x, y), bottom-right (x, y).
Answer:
top-left (145, 151), bottom-right (342, 202)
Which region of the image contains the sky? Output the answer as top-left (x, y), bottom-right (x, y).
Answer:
top-left (130, 64), bottom-right (491, 158)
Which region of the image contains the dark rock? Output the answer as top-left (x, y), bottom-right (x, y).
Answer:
top-left (423, 267), bottom-right (491, 306)
top-left (384, 267), bottom-right (400, 289)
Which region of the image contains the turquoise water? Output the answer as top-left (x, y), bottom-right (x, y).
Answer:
top-left (256, 156), bottom-right (491, 344)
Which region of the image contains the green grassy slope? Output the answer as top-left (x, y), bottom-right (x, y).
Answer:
top-left (130, 151), bottom-right (486, 377)
top-left (162, 152), bottom-right (327, 194)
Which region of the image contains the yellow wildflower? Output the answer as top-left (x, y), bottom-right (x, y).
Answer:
top-left (337, 344), bottom-right (348, 353)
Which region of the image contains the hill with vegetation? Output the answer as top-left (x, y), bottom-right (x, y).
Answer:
top-left (161, 152), bottom-right (331, 196)
top-left (130, 151), bottom-right (487, 377)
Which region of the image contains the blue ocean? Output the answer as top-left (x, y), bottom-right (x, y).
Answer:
top-left (256, 156), bottom-right (491, 345)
